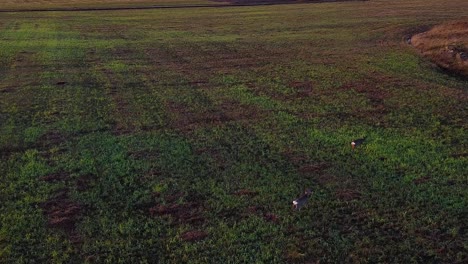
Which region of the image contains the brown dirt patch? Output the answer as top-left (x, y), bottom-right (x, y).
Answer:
top-left (145, 43), bottom-right (268, 78)
top-left (150, 203), bottom-right (205, 225)
top-left (0, 86), bottom-right (15, 94)
top-left (314, 174), bottom-right (339, 186)
top-left (339, 79), bottom-right (391, 107)
top-left (252, 80), bottom-right (316, 101)
top-left (451, 152), bottom-right (468, 158)
top-left (288, 81), bottom-right (314, 98)
top-left (39, 170), bottom-right (85, 244)
top-left (353, 85), bottom-right (388, 106)
top-left (40, 189), bottom-right (82, 236)
top-left (247, 206), bottom-right (261, 214)
top-left (233, 189), bottom-right (259, 196)
top-left (194, 146), bottom-right (230, 170)
top-left (244, 206), bottom-right (280, 224)
top-left (281, 149), bottom-right (308, 164)
top-left (166, 101), bottom-right (228, 131)
top-left (164, 192), bottom-right (185, 203)
top-left (38, 130), bottom-right (68, 147)
top-left (411, 19), bottom-right (468, 77)
top-left (336, 189), bottom-right (362, 201)
top-left (281, 150), bottom-right (330, 171)
top-left (283, 150), bottom-right (331, 180)
top-left (281, 150), bottom-right (337, 186)
top-left (180, 230), bottom-right (208, 242)
top-left (219, 100), bottom-right (267, 123)
top-left (298, 163), bottom-right (329, 174)
top-left (166, 100), bottom-right (265, 132)
top-left (335, 80), bottom-right (391, 126)
top-left (40, 172), bottom-right (69, 183)
top-left (76, 174), bottom-right (94, 192)
top-left (263, 212), bottom-right (280, 223)
top-left (413, 176), bottom-right (431, 185)
top-left (94, 54), bottom-right (142, 134)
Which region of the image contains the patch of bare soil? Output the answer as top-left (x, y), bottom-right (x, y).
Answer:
top-left (338, 79), bottom-right (391, 122)
top-left (105, 77), bottom-right (133, 133)
top-left (283, 151), bottom-right (332, 175)
top-left (40, 188), bottom-right (83, 242)
top-left (313, 173), bottom-right (340, 186)
top-left (220, 100), bottom-right (267, 123)
top-left (233, 189), bottom-right (259, 196)
top-left (336, 189), bottom-right (362, 201)
top-left (166, 100), bottom-right (265, 132)
top-left (166, 101), bottom-right (228, 131)
top-left (39, 172), bottom-right (88, 245)
top-left (39, 130), bottom-right (67, 146)
top-left (149, 192), bottom-right (206, 226)
top-left (150, 203), bottom-right (205, 225)
top-left (37, 131), bottom-right (68, 165)
top-left (281, 149), bottom-right (337, 185)
top-left (411, 20), bottom-right (468, 77)
top-left (180, 230), bottom-right (208, 242)
top-left (0, 86), bottom-right (15, 93)
top-left (76, 174), bottom-right (94, 192)
top-left (263, 212), bottom-right (280, 223)
top-left (288, 81), bottom-right (314, 98)
top-left (297, 163), bottom-right (330, 174)
top-left (244, 206), bottom-right (280, 224)
top-left (40, 172), bottom-right (69, 183)
top-left (413, 176), bottom-right (431, 185)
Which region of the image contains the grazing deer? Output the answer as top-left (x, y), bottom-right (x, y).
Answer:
top-left (351, 137), bottom-right (366, 150)
top-left (293, 189), bottom-right (312, 210)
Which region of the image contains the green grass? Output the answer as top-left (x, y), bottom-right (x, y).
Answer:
top-left (1, 0), bottom-right (467, 263)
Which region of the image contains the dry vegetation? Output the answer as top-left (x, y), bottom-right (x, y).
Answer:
top-left (412, 19), bottom-right (468, 77)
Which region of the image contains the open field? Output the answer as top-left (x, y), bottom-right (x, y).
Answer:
top-left (0, 0), bottom-right (365, 11)
top-left (0, 0), bottom-right (467, 263)
top-left (0, 0), bottom-right (222, 11)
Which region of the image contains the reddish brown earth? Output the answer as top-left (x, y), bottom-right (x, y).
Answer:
top-left (150, 203), bottom-right (205, 225)
top-left (180, 230), bottom-right (208, 242)
top-left (149, 192), bottom-right (206, 226)
top-left (336, 189), bottom-right (362, 201)
top-left (39, 172), bottom-right (69, 183)
top-left (40, 188), bottom-right (83, 242)
top-left (413, 176), bottom-right (431, 185)
top-left (38, 171), bottom-right (91, 246)
top-left (233, 189), bottom-right (259, 196)
top-left (263, 212), bottom-right (280, 223)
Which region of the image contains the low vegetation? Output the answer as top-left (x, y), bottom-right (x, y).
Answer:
top-left (0, 0), bottom-right (467, 263)
top-left (0, 0), bottom-right (220, 11)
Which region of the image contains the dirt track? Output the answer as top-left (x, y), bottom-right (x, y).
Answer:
top-left (0, 0), bottom-right (365, 13)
